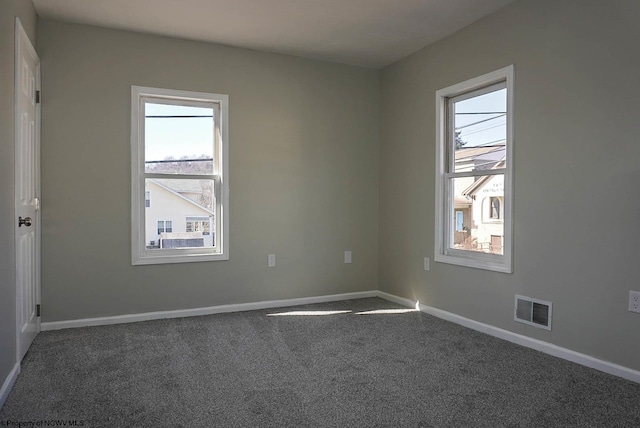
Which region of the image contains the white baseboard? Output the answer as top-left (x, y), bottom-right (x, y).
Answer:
top-left (376, 291), bottom-right (417, 308)
top-left (0, 363), bottom-right (20, 410)
top-left (376, 291), bottom-right (640, 384)
top-left (41, 290), bottom-right (379, 331)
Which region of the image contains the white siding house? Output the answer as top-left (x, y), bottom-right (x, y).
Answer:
top-left (464, 174), bottom-right (504, 253)
top-left (453, 145), bottom-right (505, 254)
top-left (145, 180), bottom-right (214, 249)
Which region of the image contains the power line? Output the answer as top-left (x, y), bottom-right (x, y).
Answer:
top-left (467, 138), bottom-right (506, 148)
top-left (455, 114), bottom-right (505, 130)
top-left (145, 115), bottom-right (213, 118)
top-left (455, 111), bottom-right (506, 115)
top-left (460, 121), bottom-right (506, 137)
top-left (146, 158), bottom-right (213, 164)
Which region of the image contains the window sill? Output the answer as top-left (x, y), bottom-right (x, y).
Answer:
top-left (132, 252), bottom-right (228, 265)
top-left (434, 251), bottom-right (512, 273)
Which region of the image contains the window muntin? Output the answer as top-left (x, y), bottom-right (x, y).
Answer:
top-left (132, 86), bottom-right (229, 265)
top-left (435, 66), bottom-right (513, 273)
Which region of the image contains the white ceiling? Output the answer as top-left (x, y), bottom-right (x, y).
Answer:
top-left (32, 0), bottom-right (517, 69)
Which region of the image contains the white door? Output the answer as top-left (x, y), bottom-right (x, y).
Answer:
top-left (15, 18), bottom-right (41, 361)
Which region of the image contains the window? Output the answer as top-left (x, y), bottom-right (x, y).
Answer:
top-left (489, 197), bottom-right (500, 219)
top-left (186, 216), bottom-right (212, 236)
top-left (455, 211), bottom-right (464, 231)
top-left (131, 86), bottom-right (229, 265)
top-left (434, 66), bottom-right (513, 273)
top-left (157, 220), bottom-right (172, 235)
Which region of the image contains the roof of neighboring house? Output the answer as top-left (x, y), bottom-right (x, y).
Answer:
top-left (455, 195), bottom-right (473, 207)
top-left (152, 179), bottom-right (203, 194)
top-left (455, 145), bottom-right (505, 162)
top-left (148, 179), bottom-right (214, 215)
top-left (461, 160), bottom-right (506, 196)
top-left (452, 144), bottom-right (506, 197)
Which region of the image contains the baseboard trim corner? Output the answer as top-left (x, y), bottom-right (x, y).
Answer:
top-left (41, 290), bottom-right (379, 331)
top-left (0, 363), bottom-right (20, 410)
top-left (375, 291), bottom-right (416, 308)
top-left (376, 291), bottom-right (640, 384)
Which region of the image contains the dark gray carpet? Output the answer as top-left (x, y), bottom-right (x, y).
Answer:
top-left (1, 297), bottom-right (639, 427)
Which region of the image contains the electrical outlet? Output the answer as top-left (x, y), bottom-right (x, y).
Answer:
top-left (268, 254), bottom-right (276, 267)
top-left (630, 291), bottom-right (640, 313)
top-left (344, 251), bottom-right (352, 264)
top-left (424, 257), bottom-right (430, 271)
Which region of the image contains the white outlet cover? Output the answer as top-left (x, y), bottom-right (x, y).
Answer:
top-left (268, 254), bottom-right (276, 267)
top-left (344, 251), bottom-right (352, 264)
top-left (424, 257), bottom-right (430, 271)
top-left (630, 290), bottom-right (640, 313)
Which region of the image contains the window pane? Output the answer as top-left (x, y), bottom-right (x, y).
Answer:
top-left (144, 103), bottom-right (214, 175)
top-left (145, 178), bottom-right (216, 249)
top-left (452, 88), bottom-right (506, 173)
top-left (450, 175), bottom-right (504, 255)
top-left (490, 197), bottom-right (501, 219)
top-left (455, 211), bottom-right (464, 231)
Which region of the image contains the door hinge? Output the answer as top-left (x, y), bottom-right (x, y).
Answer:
top-left (35, 90), bottom-right (41, 104)
top-left (36, 304), bottom-right (41, 317)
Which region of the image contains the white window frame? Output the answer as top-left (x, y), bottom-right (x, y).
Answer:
top-left (434, 66), bottom-right (514, 273)
top-left (131, 86), bottom-right (229, 265)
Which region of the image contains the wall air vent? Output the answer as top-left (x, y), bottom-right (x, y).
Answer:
top-left (514, 295), bottom-right (552, 330)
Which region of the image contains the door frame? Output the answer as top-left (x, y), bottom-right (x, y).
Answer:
top-left (14, 17), bottom-right (41, 363)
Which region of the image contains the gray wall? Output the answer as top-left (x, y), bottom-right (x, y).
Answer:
top-left (38, 20), bottom-right (380, 322)
top-left (0, 0), bottom-right (37, 397)
top-left (379, 0), bottom-right (640, 371)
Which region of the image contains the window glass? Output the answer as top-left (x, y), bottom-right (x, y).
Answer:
top-left (145, 179), bottom-right (215, 249)
top-left (144, 103), bottom-right (214, 175)
top-left (490, 197), bottom-right (500, 219)
top-left (451, 87), bottom-right (506, 174)
top-left (455, 211), bottom-right (464, 231)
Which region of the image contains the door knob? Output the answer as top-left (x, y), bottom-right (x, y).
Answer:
top-left (18, 216), bottom-right (32, 227)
